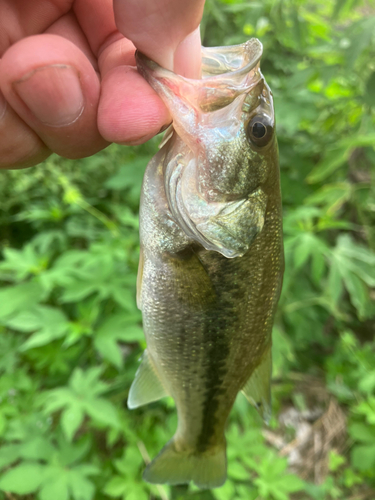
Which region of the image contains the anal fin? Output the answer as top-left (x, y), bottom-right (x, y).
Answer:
top-left (242, 345), bottom-right (272, 423)
top-left (128, 350), bottom-right (169, 409)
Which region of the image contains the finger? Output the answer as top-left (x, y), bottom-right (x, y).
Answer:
top-left (45, 10), bottom-right (98, 70)
top-left (0, 34), bottom-right (107, 159)
top-left (97, 0), bottom-right (204, 144)
top-left (0, 90), bottom-right (50, 169)
top-left (73, 0), bottom-right (119, 56)
top-left (0, 0), bottom-right (73, 54)
top-left (75, 0), bottom-right (171, 144)
top-left (98, 64), bottom-right (170, 145)
top-left (113, 0), bottom-right (205, 78)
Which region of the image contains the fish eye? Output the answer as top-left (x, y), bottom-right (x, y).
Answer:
top-left (247, 115), bottom-right (274, 147)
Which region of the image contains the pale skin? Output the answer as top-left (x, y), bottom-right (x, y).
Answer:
top-left (0, 0), bottom-right (205, 169)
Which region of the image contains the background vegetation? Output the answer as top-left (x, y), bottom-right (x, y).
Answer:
top-left (0, 0), bottom-right (374, 498)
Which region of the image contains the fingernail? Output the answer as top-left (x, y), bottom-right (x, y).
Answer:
top-left (14, 65), bottom-right (84, 127)
top-left (0, 91), bottom-right (6, 121)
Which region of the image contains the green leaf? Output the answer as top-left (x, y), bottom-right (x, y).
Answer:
top-left (0, 445), bottom-right (21, 469)
top-left (306, 182), bottom-right (351, 214)
top-left (104, 157), bottom-right (148, 205)
top-left (68, 469), bottom-right (96, 500)
top-left (293, 233), bottom-right (326, 269)
top-left (0, 244), bottom-right (47, 281)
top-left (0, 462), bottom-right (44, 494)
top-left (20, 437), bottom-right (55, 462)
top-left (341, 269), bottom-right (369, 319)
top-left (351, 444), bottom-right (375, 471)
top-left (307, 147), bottom-right (349, 183)
top-left (275, 474), bottom-right (305, 492)
top-left (39, 476), bottom-right (70, 500)
top-left (213, 480), bottom-right (236, 500)
top-left (61, 407), bottom-right (85, 442)
top-left (311, 250), bottom-right (326, 285)
top-left (349, 423), bottom-right (375, 444)
top-left (84, 398), bottom-right (120, 429)
top-left (4, 308), bottom-right (42, 332)
top-left (327, 258), bottom-right (343, 306)
top-left (104, 475), bottom-right (127, 497)
top-left (0, 282), bottom-right (46, 320)
top-left (114, 448), bottom-right (143, 476)
top-left (364, 71), bottom-right (375, 107)
top-left (69, 367), bottom-right (107, 397)
top-left (359, 372), bottom-right (375, 395)
top-left (94, 314), bottom-right (143, 368)
top-left (345, 17), bottom-right (375, 68)
top-left (228, 461), bottom-right (249, 480)
top-left (18, 306), bottom-right (70, 350)
top-left (126, 485), bottom-right (149, 500)
top-left (44, 368), bottom-right (120, 433)
top-left (331, 0), bottom-right (348, 20)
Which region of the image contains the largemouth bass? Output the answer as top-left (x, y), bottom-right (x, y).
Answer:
top-left (128, 38), bottom-right (284, 489)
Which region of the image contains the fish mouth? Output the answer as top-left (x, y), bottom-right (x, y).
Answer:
top-left (136, 38), bottom-right (262, 80)
top-left (136, 39), bottom-right (263, 113)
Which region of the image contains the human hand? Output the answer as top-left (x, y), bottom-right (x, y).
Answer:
top-left (0, 0), bottom-right (204, 169)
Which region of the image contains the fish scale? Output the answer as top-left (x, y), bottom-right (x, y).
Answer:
top-left (128, 38), bottom-right (284, 489)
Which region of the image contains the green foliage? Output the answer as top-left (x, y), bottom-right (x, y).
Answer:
top-left (1, 0), bottom-right (375, 499)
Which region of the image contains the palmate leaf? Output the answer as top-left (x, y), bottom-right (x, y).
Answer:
top-left (68, 468), bottom-right (96, 500)
top-left (43, 368), bottom-right (120, 441)
top-left (61, 407), bottom-right (85, 443)
top-left (53, 250), bottom-right (137, 312)
top-left (306, 182), bottom-right (352, 214)
top-left (38, 465), bottom-right (97, 500)
top-left (252, 452), bottom-right (305, 500)
top-left (0, 281), bottom-right (46, 321)
top-left (39, 474), bottom-right (70, 500)
top-left (104, 157), bottom-right (148, 207)
top-left (327, 235), bottom-right (375, 318)
top-left (94, 313), bottom-right (143, 368)
top-left (0, 455), bottom-right (99, 500)
top-left (0, 462), bottom-right (44, 494)
top-left (351, 444), bottom-right (375, 472)
top-left (0, 243), bottom-right (48, 281)
top-left (344, 16), bottom-right (375, 68)
top-left (364, 71), bottom-right (375, 107)
top-left (307, 146), bottom-right (349, 184)
top-left (292, 232), bottom-right (329, 270)
top-left (349, 423), bottom-right (375, 444)
top-left (5, 305), bottom-right (71, 351)
top-left (104, 448), bottom-right (150, 500)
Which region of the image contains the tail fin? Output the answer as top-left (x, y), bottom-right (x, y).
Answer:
top-left (143, 439), bottom-right (227, 489)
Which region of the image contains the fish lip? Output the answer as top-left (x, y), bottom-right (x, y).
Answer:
top-left (136, 38), bottom-right (263, 82)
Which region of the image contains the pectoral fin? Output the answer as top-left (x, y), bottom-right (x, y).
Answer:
top-left (128, 350), bottom-right (169, 409)
top-left (242, 346), bottom-right (272, 423)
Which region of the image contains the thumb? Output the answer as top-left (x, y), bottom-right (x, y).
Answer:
top-left (113, 0), bottom-right (205, 78)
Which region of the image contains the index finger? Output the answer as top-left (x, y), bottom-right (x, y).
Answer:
top-left (113, 0), bottom-right (205, 78)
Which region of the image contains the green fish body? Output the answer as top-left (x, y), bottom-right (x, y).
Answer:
top-left (128, 39), bottom-right (284, 489)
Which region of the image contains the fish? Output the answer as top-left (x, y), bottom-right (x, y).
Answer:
top-left (128, 38), bottom-right (284, 489)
